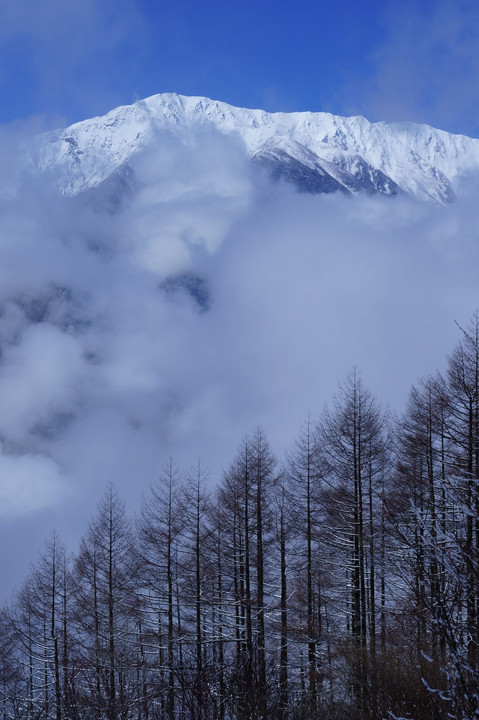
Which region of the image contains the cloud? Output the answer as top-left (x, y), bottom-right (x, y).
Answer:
top-left (0, 121), bottom-right (478, 599)
top-left (0, 324), bottom-right (84, 443)
top-left (358, 0), bottom-right (479, 135)
top-left (0, 449), bottom-right (66, 517)
top-left (129, 127), bottom-right (255, 273)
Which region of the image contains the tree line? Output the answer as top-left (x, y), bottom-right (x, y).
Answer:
top-left (2, 314), bottom-right (479, 720)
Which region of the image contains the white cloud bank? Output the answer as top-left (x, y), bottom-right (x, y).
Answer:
top-left (0, 123), bottom-right (478, 595)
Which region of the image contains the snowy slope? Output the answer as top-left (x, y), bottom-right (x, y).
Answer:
top-left (28, 93), bottom-right (479, 204)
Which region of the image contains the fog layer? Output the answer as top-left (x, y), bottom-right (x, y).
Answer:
top-left (0, 124), bottom-right (477, 594)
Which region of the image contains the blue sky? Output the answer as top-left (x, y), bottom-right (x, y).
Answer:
top-left (1, 0), bottom-right (478, 136)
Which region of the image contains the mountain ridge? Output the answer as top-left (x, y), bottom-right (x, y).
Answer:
top-left (28, 93), bottom-right (479, 205)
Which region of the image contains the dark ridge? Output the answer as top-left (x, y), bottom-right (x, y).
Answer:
top-left (253, 148), bottom-right (405, 198)
top-left (13, 285), bottom-right (90, 333)
top-left (253, 149), bottom-right (350, 195)
top-left (336, 156), bottom-right (401, 196)
top-left (160, 273), bottom-right (210, 312)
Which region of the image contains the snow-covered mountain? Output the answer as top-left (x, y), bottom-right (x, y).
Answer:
top-left (28, 93), bottom-right (479, 206)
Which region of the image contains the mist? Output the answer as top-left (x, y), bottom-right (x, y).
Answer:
top-left (0, 122), bottom-right (477, 596)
